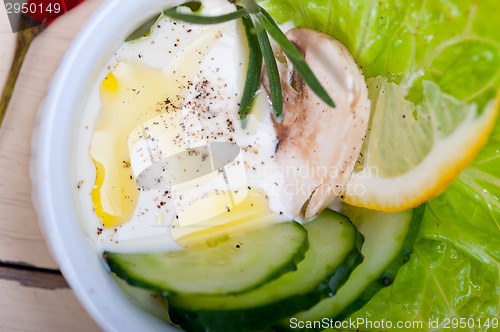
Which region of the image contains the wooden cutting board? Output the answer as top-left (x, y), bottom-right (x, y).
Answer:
top-left (0, 1), bottom-right (105, 330)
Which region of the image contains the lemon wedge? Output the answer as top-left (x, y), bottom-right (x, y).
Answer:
top-left (341, 77), bottom-right (500, 212)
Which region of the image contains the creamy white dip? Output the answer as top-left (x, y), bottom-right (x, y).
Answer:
top-left (71, 0), bottom-right (289, 254)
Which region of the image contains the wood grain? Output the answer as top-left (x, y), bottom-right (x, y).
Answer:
top-left (0, 1), bottom-right (105, 331)
top-left (0, 278), bottom-right (101, 332)
top-left (0, 0), bottom-right (105, 270)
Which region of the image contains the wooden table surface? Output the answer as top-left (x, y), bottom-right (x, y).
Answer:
top-left (0, 1), bottom-right (105, 331)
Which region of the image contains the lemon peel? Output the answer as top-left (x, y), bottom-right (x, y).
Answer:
top-left (341, 79), bottom-right (500, 212)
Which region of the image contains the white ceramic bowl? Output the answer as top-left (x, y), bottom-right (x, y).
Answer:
top-left (30, 0), bottom-right (183, 331)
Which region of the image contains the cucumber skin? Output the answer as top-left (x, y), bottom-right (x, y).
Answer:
top-left (105, 242), bottom-right (308, 297)
top-left (167, 227), bottom-right (364, 332)
top-left (104, 222), bottom-right (309, 297)
top-left (335, 204), bottom-right (425, 321)
top-left (274, 204), bottom-right (426, 332)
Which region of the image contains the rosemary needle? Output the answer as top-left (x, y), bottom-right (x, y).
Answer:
top-left (164, 7), bottom-right (248, 24)
top-left (256, 26), bottom-right (283, 122)
top-left (240, 16), bottom-right (263, 120)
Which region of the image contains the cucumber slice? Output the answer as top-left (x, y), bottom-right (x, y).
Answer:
top-left (275, 204), bottom-right (425, 331)
top-left (168, 209), bottom-right (364, 332)
top-left (104, 221), bottom-right (308, 296)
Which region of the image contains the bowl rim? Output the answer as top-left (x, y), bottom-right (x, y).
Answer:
top-left (30, 0), bottom-right (183, 331)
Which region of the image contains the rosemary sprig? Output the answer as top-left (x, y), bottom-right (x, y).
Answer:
top-left (256, 26), bottom-right (283, 121)
top-left (164, 7), bottom-right (248, 24)
top-left (163, 1), bottom-right (335, 122)
top-left (258, 8), bottom-right (335, 108)
top-left (239, 16), bottom-right (263, 120)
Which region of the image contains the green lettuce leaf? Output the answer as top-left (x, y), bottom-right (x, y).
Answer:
top-left (347, 122), bottom-right (500, 329)
top-left (260, 0), bottom-right (500, 109)
top-left (346, 239), bottom-right (499, 331)
top-left (261, 0), bottom-right (500, 328)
